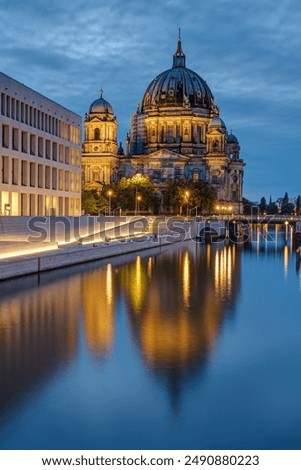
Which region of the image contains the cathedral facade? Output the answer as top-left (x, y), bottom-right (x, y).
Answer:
top-left (82, 38), bottom-right (245, 214)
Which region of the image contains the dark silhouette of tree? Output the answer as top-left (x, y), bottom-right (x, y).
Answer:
top-left (281, 192), bottom-right (294, 214)
top-left (266, 202), bottom-right (279, 215)
top-left (259, 196), bottom-right (267, 214)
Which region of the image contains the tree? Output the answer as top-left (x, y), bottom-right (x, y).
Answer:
top-left (109, 174), bottom-right (156, 212)
top-left (82, 189), bottom-right (108, 215)
top-left (281, 202), bottom-right (295, 215)
top-left (259, 196), bottom-right (267, 214)
top-left (281, 192), bottom-right (289, 213)
top-left (242, 197), bottom-right (253, 215)
top-left (163, 179), bottom-right (216, 215)
top-left (296, 195), bottom-right (301, 215)
top-left (281, 192), bottom-right (294, 214)
top-left (266, 202), bottom-right (279, 215)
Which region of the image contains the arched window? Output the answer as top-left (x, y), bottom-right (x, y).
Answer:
top-left (94, 128), bottom-right (100, 140)
top-left (92, 169), bottom-right (100, 182)
top-left (192, 170), bottom-right (200, 182)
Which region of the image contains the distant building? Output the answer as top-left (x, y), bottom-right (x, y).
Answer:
top-left (0, 72), bottom-right (82, 216)
top-left (82, 37), bottom-right (245, 213)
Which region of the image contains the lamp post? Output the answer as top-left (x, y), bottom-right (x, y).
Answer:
top-left (108, 190), bottom-right (112, 215)
top-left (137, 195), bottom-right (142, 215)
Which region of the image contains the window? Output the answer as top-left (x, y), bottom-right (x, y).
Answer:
top-left (94, 128), bottom-right (100, 140)
top-left (59, 144), bottom-right (64, 163)
top-left (25, 104), bottom-right (28, 124)
top-left (2, 156), bottom-right (9, 183)
top-left (12, 128), bottom-right (19, 150)
top-left (6, 96), bottom-right (10, 117)
top-left (65, 147), bottom-right (69, 164)
top-left (16, 100), bottom-right (20, 121)
top-left (59, 169), bottom-right (64, 190)
top-left (2, 124), bottom-right (9, 148)
top-left (52, 168), bottom-right (57, 189)
top-left (22, 131), bottom-right (28, 153)
top-left (38, 137), bottom-right (43, 157)
top-left (30, 162), bottom-right (36, 187)
top-left (12, 158), bottom-right (18, 185)
top-left (11, 98), bottom-right (15, 119)
top-left (30, 134), bottom-right (36, 155)
top-left (21, 160), bottom-right (27, 186)
top-left (45, 140), bottom-right (51, 159)
top-left (65, 171), bottom-right (69, 191)
top-left (21, 102), bottom-right (24, 123)
top-left (52, 142), bottom-right (57, 161)
top-left (45, 166), bottom-right (51, 189)
top-left (167, 126), bottom-right (174, 143)
top-left (193, 171), bottom-right (199, 182)
top-left (38, 164), bottom-right (43, 188)
top-left (1, 93), bottom-right (5, 115)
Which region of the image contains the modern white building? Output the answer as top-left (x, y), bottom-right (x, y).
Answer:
top-left (0, 72), bottom-right (82, 216)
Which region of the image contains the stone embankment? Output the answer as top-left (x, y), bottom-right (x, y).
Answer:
top-left (0, 216), bottom-right (193, 280)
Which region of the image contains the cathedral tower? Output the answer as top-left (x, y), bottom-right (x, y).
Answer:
top-left (82, 90), bottom-right (119, 189)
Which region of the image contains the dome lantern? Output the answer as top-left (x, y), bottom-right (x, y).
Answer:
top-left (173, 30), bottom-right (186, 68)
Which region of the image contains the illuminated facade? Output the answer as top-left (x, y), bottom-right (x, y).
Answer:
top-left (0, 72), bottom-right (82, 216)
top-left (82, 91), bottom-right (121, 190)
top-left (82, 37), bottom-right (245, 213)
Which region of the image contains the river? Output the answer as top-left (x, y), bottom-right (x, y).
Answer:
top-left (0, 225), bottom-right (300, 449)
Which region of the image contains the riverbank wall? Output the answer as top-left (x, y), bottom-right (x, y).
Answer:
top-left (0, 216), bottom-right (193, 280)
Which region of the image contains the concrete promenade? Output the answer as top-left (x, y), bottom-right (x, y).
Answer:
top-left (0, 216), bottom-right (193, 280)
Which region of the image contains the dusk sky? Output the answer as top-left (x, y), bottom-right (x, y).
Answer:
top-left (1, 0), bottom-right (300, 201)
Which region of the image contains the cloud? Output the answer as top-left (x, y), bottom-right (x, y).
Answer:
top-left (0, 0), bottom-right (300, 199)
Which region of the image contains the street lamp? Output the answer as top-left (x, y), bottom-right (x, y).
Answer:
top-left (185, 191), bottom-right (190, 217)
top-left (137, 195), bottom-right (142, 215)
top-left (108, 190), bottom-right (112, 215)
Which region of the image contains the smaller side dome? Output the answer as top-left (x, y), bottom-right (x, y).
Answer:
top-left (227, 132), bottom-right (238, 144)
top-left (89, 90), bottom-right (114, 115)
top-left (209, 116), bottom-right (226, 129)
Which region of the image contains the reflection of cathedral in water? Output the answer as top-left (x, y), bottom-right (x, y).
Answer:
top-left (0, 242), bottom-right (242, 417)
top-left (117, 242), bottom-right (241, 373)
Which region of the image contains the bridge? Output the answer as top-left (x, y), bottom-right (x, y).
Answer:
top-left (192, 214), bottom-right (301, 247)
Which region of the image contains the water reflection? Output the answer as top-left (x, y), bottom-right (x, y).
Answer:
top-left (0, 230), bottom-right (297, 438)
top-left (119, 243), bottom-right (240, 373)
top-left (0, 275), bottom-right (80, 413)
top-left (82, 263), bottom-right (115, 356)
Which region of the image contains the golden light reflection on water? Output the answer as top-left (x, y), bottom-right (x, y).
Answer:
top-left (118, 242), bottom-right (240, 373)
top-left (82, 264), bottom-right (115, 355)
top-left (214, 245), bottom-right (235, 299)
top-left (0, 276), bottom-right (80, 409)
top-left (283, 244), bottom-right (289, 279)
top-left (182, 251), bottom-right (190, 309)
top-left (0, 241), bottom-right (242, 413)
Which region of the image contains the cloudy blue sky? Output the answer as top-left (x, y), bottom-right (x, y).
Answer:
top-left (0, 0), bottom-right (300, 201)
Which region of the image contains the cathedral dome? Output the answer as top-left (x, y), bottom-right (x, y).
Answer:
top-left (141, 39), bottom-right (215, 112)
top-left (89, 90), bottom-right (114, 115)
top-left (209, 116), bottom-right (226, 129)
top-left (227, 132), bottom-right (238, 143)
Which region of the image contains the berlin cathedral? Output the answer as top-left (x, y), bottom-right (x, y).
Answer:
top-left (82, 37), bottom-right (245, 214)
